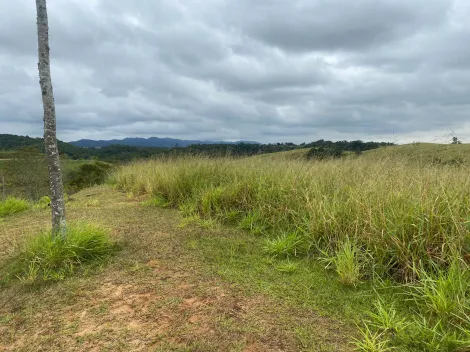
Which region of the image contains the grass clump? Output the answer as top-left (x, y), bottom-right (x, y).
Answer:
top-left (264, 232), bottom-right (304, 258)
top-left (320, 237), bottom-right (366, 286)
top-left (4, 223), bottom-right (116, 284)
top-left (358, 260), bottom-right (470, 351)
top-left (0, 197), bottom-right (29, 217)
top-left (353, 326), bottom-right (392, 352)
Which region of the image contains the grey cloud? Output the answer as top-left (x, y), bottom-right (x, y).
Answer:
top-left (1, 0), bottom-right (470, 144)
top-left (229, 0), bottom-right (452, 52)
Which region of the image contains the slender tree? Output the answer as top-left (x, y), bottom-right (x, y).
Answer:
top-left (36, 0), bottom-right (67, 238)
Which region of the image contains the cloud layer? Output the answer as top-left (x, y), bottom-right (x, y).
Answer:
top-left (1, 0), bottom-right (470, 143)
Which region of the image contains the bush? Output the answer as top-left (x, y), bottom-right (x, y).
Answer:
top-left (0, 197), bottom-right (29, 217)
top-left (306, 146), bottom-right (343, 160)
top-left (4, 223), bottom-right (116, 284)
top-left (36, 195), bottom-right (51, 209)
top-left (66, 161), bottom-right (113, 192)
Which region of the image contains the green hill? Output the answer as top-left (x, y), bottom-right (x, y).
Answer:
top-left (260, 143), bottom-right (470, 165)
top-left (362, 142), bottom-right (470, 165)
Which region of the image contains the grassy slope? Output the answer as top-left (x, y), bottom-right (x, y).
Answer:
top-left (362, 142), bottom-right (470, 163)
top-left (0, 186), bottom-right (360, 352)
top-left (264, 143), bottom-right (470, 164)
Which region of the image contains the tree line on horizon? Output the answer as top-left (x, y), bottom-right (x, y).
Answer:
top-left (0, 134), bottom-right (395, 162)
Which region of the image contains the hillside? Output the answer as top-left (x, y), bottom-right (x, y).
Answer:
top-left (2, 153), bottom-right (470, 350)
top-left (260, 142), bottom-right (470, 165)
top-left (70, 137), bottom-right (260, 148)
top-left (0, 134), bottom-right (84, 156)
top-left (362, 142), bottom-right (470, 164)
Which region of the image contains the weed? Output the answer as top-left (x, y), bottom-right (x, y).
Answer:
top-left (366, 299), bottom-right (407, 334)
top-left (141, 195), bottom-right (170, 208)
top-left (320, 237), bottom-right (365, 286)
top-left (353, 325), bottom-right (391, 352)
top-left (275, 260), bottom-right (299, 274)
top-left (408, 259), bottom-right (469, 321)
top-left (3, 223), bottom-right (116, 284)
top-left (264, 232), bottom-right (304, 258)
top-left (238, 211), bottom-right (266, 235)
top-left (0, 197), bottom-right (29, 217)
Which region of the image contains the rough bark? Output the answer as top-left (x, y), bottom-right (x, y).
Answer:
top-left (36, 0), bottom-right (67, 238)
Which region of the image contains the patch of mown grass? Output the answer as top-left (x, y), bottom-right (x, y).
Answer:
top-left (2, 223), bottom-right (116, 284)
top-left (188, 230), bottom-right (373, 321)
top-left (0, 197), bottom-right (29, 218)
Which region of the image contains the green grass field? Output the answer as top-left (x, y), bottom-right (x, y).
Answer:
top-left (111, 155), bottom-right (470, 351)
top-left (266, 143), bottom-right (470, 165)
top-left (1, 146), bottom-right (470, 351)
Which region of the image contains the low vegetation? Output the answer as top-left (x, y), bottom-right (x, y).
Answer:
top-left (112, 155), bottom-right (470, 351)
top-left (66, 160), bottom-right (114, 193)
top-left (2, 223), bottom-right (116, 284)
top-left (0, 197), bottom-right (29, 218)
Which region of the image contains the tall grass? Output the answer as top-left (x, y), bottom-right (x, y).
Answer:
top-left (111, 156), bottom-right (470, 282)
top-left (111, 156), bottom-right (470, 349)
top-left (0, 197), bottom-right (29, 217)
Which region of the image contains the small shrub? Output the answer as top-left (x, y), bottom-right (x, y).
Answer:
top-left (306, 146), bottom-right (343, 160)
top-left (4, 223), bottom-right (116, 284)
top-left (37, 196), bottom-right (51, 209)
top-left (66, 161), bottom-right (113, 192)
top-left (0, 197), bottom-right (29, 217)
top-left (264, 232), bottom-right (304, 258)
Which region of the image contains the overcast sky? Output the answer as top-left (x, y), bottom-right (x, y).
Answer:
top-left (1, 0), bottom-right (469, 144)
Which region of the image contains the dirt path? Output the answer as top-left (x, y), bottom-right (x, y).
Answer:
top-left (0, 187), bottom-right (353, 351)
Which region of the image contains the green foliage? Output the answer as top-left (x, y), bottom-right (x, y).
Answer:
top-left (408, 260), bottom-right (469, 322)
top-left (263, 232), bottom-right (304, 258)
top-left (357, 261), bottom-right (470, 351)
top-left (274, 260), bottom-right (299, 274)
top-left (4, 223), bottom-right (116, 284)
top-left (320, 237), bottom-right (365, 286)
top-left (1, 133), bottom-right (393, 162)
top-left (238, 211), bottom-right (266, 235)
top-left (3, 148), bottom-right (49, 200)
top-left (37, 195), bottom-right (51, 209)
top-left (113, 156), bottom-right (470, 349)
top-left (141, 194), bottom-right (170, 208)
top-left (366, 299), bottom-right (407, 335)
top-left (0, 197), bottom-right (29, 217)
top-left (353, 326), bottom-right (392, 352)
top-left (66, 161), bottom-right (113, 192)
top-left (306, 146), bottom-right (344, 160)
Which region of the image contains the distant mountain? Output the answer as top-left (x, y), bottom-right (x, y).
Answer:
top-left (70, 137), bottom-right (260, 148)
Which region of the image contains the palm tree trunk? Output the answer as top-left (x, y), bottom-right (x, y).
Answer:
top-left (36, 0), bottom-right (67, 238)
